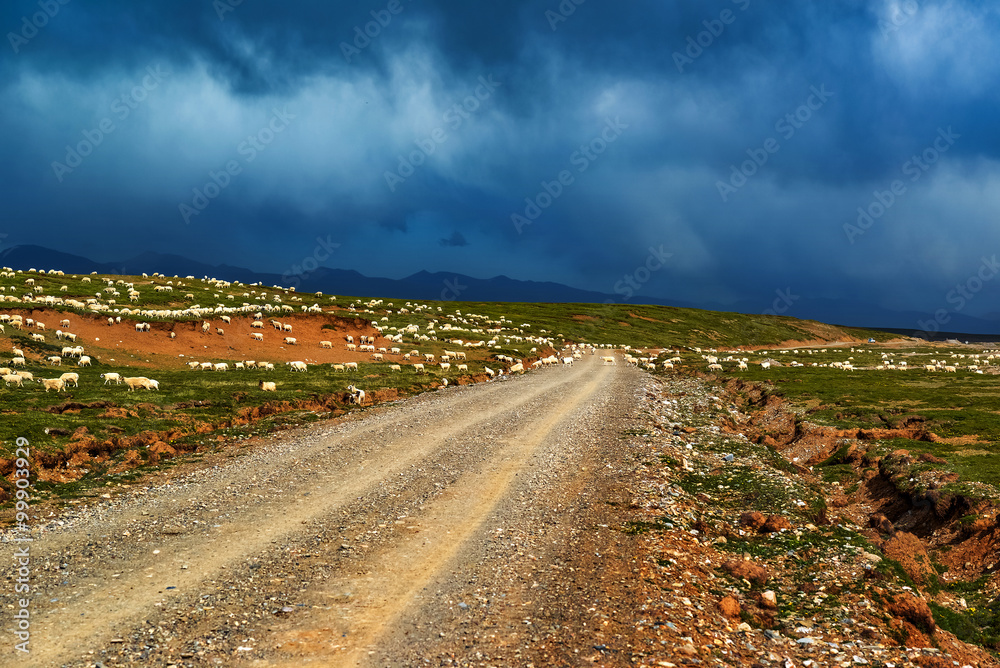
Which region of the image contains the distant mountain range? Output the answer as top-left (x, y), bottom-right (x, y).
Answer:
top-left (2, 244), bottom-right (999, 338)
top-left (0, 244), bottom-right (695, 308)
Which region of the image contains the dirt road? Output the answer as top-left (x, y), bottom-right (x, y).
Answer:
top-left (1, 356), bottom-right (647, 666)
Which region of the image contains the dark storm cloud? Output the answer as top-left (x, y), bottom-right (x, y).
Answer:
top-left (1, 0), bottom-right (999, 321)
top-left (439, 231), bottom-right (468, 247)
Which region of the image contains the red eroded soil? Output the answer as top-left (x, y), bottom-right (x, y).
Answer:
top-left (5, 309), bottom-right (408, 369)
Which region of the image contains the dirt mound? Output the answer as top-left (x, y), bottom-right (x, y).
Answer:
top-left (722, 559), bottom-right (770, 585)
top-left (46, 400), bottom-right (114, 414)
top-left (881, 532), bottom-right (937, 585)
top-left (368, 388), bottom-right (400, 403)
top-left (887, 592), bottom-right (936, 634)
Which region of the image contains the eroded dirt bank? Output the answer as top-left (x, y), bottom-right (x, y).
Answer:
top-left (718, 375), bottom-right (1000, 584)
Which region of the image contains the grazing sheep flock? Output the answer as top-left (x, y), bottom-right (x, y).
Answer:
top-left (0, 268), bottom-right (572, 408)
top-left (5, 265), bottom-right (995, 431)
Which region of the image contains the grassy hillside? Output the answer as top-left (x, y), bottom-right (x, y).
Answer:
top-left (377, 298), bottom-right (895, 349)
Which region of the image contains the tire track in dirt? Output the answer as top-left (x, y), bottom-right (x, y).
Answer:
top-left (317, 366), bottom-right (609, 666)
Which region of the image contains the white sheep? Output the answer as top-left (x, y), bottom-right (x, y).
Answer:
top-left (483, 366), bottom-right (495, 378)
top-left (284, 337), bottom-right (297, 345)
top-left (250, 332), bottom-right (264, 341)
top-left (320, 340), bottom-right (333, 349)
top-left (601, 356), bottom-right (616, 366)
top-left (101, 372), bottom-right (123, 385)
top-left (77, 356), bottom-right (92, 367)
top-left (46, 355), bottom-right (62, 366)
top-left (344, 362), bottom-right (358, 371)
top-left (60, 372), bottom-right (79, 387)
top-left (124, 376), bottom-right (154, 391)
top-left (389, 364), bottom-right (402, 372)
top-left (41, 378), bottom-right (66, 393)
top-left (213, 363), bottom-right (229, 372)
top-left (413, 363), bottom-right (426, 374)
top-left (123, 376), bottom-right (147, 391)
top-left (288, 361), bottom-right (307, 372)
top-left (331, 364), bottom-right (345, 372)
top-left (346, 384), bottom-right (366, 405)
top-left (259, 380), bottom-right (277, 391)
top-left (11, 357), bottom-right (26, 367)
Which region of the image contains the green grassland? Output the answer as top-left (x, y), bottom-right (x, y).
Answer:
top-left (418, 298), bottom-right (894, 349)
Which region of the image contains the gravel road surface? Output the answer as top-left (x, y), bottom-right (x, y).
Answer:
top-left (1, 356), bottom-right (647, 667)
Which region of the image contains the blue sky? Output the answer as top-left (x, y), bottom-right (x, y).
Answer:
top-left (2, 0), bottom-right (999, 318)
